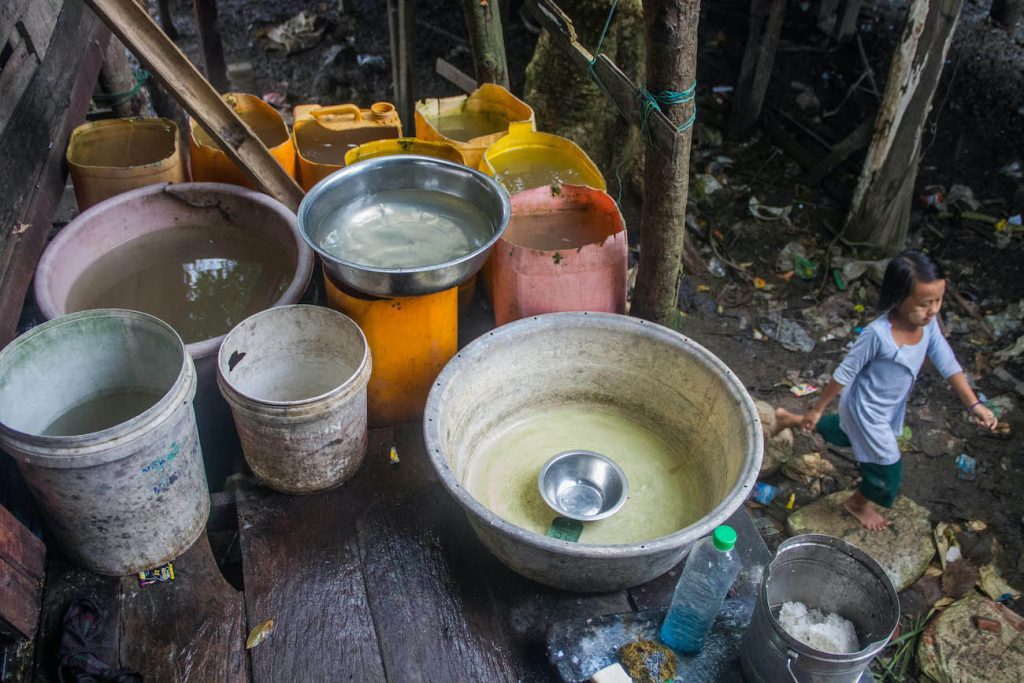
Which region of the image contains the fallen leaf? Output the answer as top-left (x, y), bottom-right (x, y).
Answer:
top-left (246, 619), bottom-right (275, 649)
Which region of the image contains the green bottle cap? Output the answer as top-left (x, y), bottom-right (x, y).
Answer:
top-left (712, 525), bottom-right (737, 551)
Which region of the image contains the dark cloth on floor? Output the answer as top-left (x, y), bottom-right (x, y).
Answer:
top-left (58, 597), bottom-right (142, 683)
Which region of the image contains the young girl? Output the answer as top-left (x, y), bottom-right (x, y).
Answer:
top-left (775, 250), bottom-right (999, 530)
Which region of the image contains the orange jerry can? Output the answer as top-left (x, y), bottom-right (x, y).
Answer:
top-left (323, 272), bottom-right (457, 427)
top-left (189, 93), bottom-right (296, 188)
top-left (293, 102), bottom-right (402, 191)
top-left (414, 84), bottom-right (534, 169)
top-left (66, 117), bottom-right (187, 211)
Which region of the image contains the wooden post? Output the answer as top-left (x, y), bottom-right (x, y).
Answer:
top-left (630, 0), bottom-right (701, 327)
top-left (844, 0), bottom-right (962, 251)
top-left (192, 0), bottom-right (229, 92)
top-left (0, 505), bottom-right (45, 639)
top-left (729, 0), bottom-right (787, 137)
top-left (463, 0), bottom-right (510, 88)
top-left (833, 0), bottom-right (864, 42)
top-left (991, 0), bottom-right (1024, 27)
top-left (388, 0), bottom-right (416, 131)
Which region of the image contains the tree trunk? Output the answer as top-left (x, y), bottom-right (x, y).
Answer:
top-left (991, 0), bottom-right (1024, 27)
top-left (729, 0), bottom-right (787, 137)
top-left (463, 0), bottom-right (510, 88)
top-left (99, 38), bottom-right (146, 118)
top-left (844, 0), bottom-right (962, 252)
top-left (630, 0), bottom-right (700, 327)
top-left (833, 0), bottom-right (863, 42)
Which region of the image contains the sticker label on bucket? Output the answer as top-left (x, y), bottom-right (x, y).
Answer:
top-left (142, 442), bottom-right (181, 495)
top-left (546, 517), bottom-right (583, 542)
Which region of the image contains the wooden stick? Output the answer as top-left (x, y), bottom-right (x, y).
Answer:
top-left (463, 0), bottom-right (510, 88)
top-left (729, 0), bottom-right (787, 136)
top-left (82, 0), bottom-right (304, 211)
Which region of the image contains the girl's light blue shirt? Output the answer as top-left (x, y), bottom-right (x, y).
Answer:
top-left (836, 314), bottom-right (962, 464)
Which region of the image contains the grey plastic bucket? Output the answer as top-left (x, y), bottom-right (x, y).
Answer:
top-left (217, 305), bottom-right (372, 494)
top-left (0, 310), bottom-right (209, 575)
top-left (740, 534), bottom-right (900, 682)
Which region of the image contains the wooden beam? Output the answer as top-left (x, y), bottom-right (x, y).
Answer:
top-left (524, 0), bottom-right (681, 161)
top-left (81, 0), bottom-right (304, 212)
top-left (845, 0), bottom-right (963, 250)
top-left (729, 0), bottom-right (787, 137)
top-left (436, 57), bottom-right (478, 94)
top-left (463, 0), bottom-right (510, 88)
top-left (388, 0), bottom-right (416, 132)
top-left (0, 505), bottom-right (44, 640)
top-left (0, 0), bottom-right (109, 347)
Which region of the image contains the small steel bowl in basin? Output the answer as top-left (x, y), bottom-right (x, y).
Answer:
top-left (539, 450), bottom-right (628, 521)
top-left (297, 155), bottom-right (511, 297)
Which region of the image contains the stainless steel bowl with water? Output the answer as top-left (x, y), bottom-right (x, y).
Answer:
top-left (539, 450), bottom-right (628, 521)
top-left (297, 155), bottom-right (511, 298)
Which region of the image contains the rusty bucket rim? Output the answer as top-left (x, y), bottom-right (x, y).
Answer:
top-left (423, 311), bottom-right (764, 560)
top-left (32, 182), bottom-right (315, 363)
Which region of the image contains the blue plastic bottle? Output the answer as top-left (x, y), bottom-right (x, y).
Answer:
top-left (659, 525), bottom-right (741, 654)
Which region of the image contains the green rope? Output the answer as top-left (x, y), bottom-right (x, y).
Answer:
top-left (93, 69), bottom-right (151, 105)
top-left (587, 1), bottom-right (697, 145)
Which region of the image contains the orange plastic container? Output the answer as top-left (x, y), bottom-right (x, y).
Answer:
top-left (66, 117), bottom-right (187, 211)
top-left (414, 84), bottom-right (534, 169)
top-left (293, 102), bottom-right (402, 191)
top-left (324, 273), bottom-right (457, 427)
top-left (189, 93), bottom-right (296, 188)
top-left (492, 185), bottom-right (628, 326)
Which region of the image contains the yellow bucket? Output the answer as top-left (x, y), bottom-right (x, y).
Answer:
top-left (480, 121), bottom-right (606, 194)
top-left (414, 83), bottom-right (535, 169)
top-left (189, 93), bottom-right (296, 189)
top-left (343, 137), bottom-right (465, 167)
top-left (324, 273), bottom-right (457, 427)
top-left (293, 102), bottom-right (402, 191)
top-left (66, 118), bottom-right (187, 211)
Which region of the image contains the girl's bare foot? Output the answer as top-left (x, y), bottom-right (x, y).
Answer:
top-left (842, 491), bottom-right (891, 531)
top-left (773, 407), bottom-right (803, 436)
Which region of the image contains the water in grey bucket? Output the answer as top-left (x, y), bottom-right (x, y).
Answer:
top-left (740, 534), bottom-right (899, 682)
top-left (0, 309), bottom-right (209, 575)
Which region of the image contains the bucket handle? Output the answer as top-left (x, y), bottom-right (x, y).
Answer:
top-left (312, 105), bottom-right (363, 121)
top-left (785, 649), bottom-right (800, 682)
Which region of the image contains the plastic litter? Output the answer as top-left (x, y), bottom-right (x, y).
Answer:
top-left (708, 257), bottom-right (727, 278)
top-left (753, 482), bottom-right (778, 505)
top-left (775, 242), bottom-right (806, 272)
top-left (357, 54), bottom-right (387, 69)
top-left (790, 383), bottom-right (818, 397)
top-left (256, 10), bottom-right (324, 54)
top-left (758, 316), bottom-right (815, 353)
top-left (748, 196), bottom-right (792, 222)
top-left (998, 160), bottom-right (1023, 179)
top-left (955, 453), bottom-right (977, 481)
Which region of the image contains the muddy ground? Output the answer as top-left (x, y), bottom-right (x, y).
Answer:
top-left (157, 0), bottom-right (1023, 639)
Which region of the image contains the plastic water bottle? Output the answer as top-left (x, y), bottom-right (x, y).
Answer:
top-left (659, 525), bottom-right (741, 654)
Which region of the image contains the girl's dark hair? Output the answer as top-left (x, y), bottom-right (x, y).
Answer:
top-left (879, 249), bottom-right (945, 310)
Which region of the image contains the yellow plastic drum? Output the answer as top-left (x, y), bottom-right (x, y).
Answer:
top-left (415, 83), bottom-right (535, 169)
top-left (293, 102), bottom-right (403, 191)
top-left (344, 137), bottom-right (465, 167)
top-left (324, 273), bottom-right (458, 427)
top-left (480, 121), bottom-right (606, 195)
top-left (66, 118), bottom-right (187, 211)
top-left (189, 93), bottom-right (296, 188)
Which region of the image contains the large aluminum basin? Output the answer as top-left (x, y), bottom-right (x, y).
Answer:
top-left (423, 312), bottom-right (763, 592)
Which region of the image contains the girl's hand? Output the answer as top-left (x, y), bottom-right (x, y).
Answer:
top-left (970, 403), bottom-right (999, 430)
top-left (801, 409), bottom-right (823, 432)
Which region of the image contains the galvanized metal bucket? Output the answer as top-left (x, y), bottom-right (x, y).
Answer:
top-left (0, 310), bottom-right (209, 575)
top-left (741, 534), bottom-right (900, 682)
top-left (217, 305), bottom-right (372, 494)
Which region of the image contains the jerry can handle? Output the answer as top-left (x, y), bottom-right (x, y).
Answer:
top-left (312, 104), bottom-right (363, 121)
top-left (507, 121), bottom-right (533, 136)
